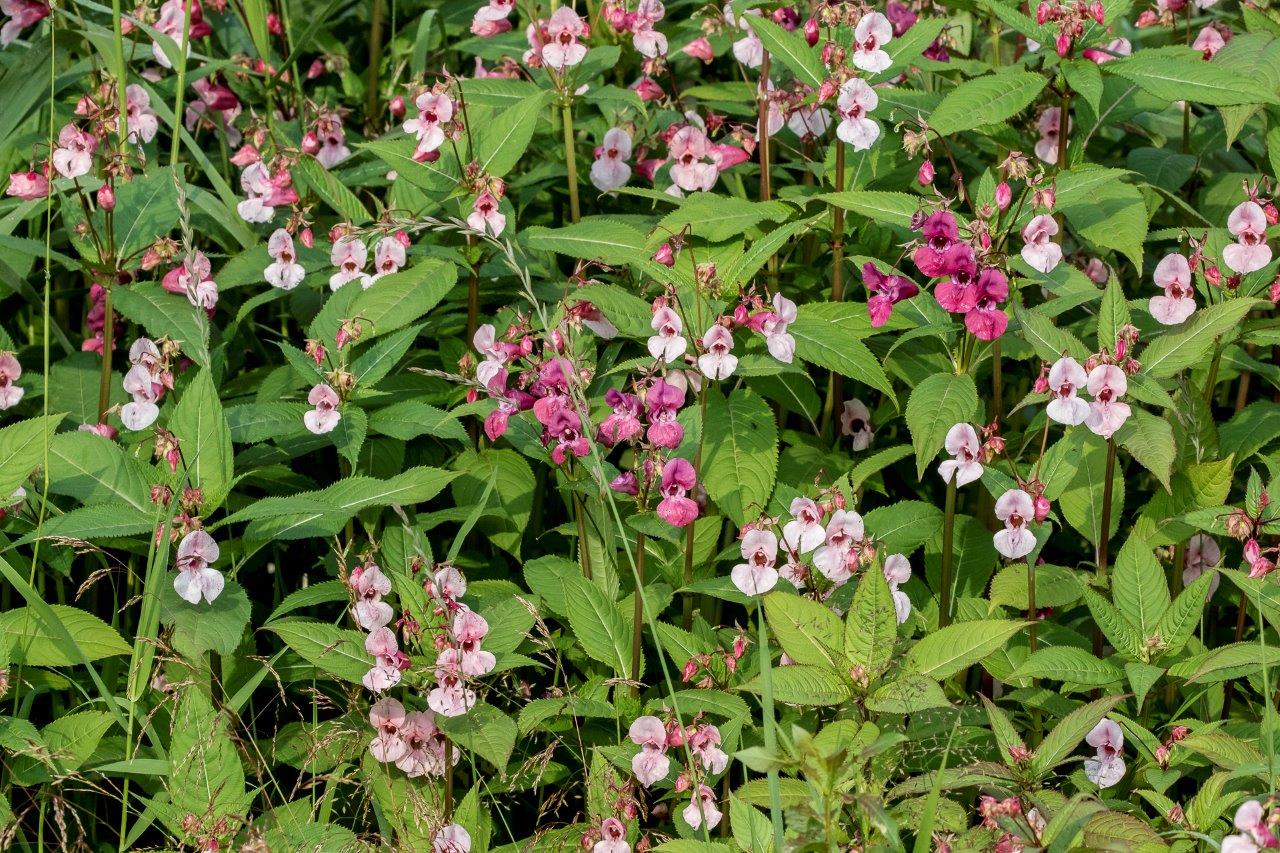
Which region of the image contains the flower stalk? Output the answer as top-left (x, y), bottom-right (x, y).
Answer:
top-left (756, 605), bottom-right (784, 850)
top-left (631, 531), bottom-right (646, 693)
top-left (562, 99), bottom-right (581, 224)
top-left (940, 472), bottom-right (957, 627)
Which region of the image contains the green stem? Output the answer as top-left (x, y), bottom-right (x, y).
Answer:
top-left (757, 605), bottom-right (784, 850)
top-left (631, 532), bottom-right (645, 693)
top-left (169, 0), bottom-right (193, 167)
top-left (1096, 439), bottom-right (1116, 581)
top-left (574, 492), bottom-right (592, 580)
top-left (940, 474), bottom-right (957, 628)
top-left (365, 0), bottom-right (386, 122)
top-left (824, 141), bottom-right (846, 442)
top-left (96, 285), bottom-right (113, 424)
top-left (561, 99), bottom-right (580, 224)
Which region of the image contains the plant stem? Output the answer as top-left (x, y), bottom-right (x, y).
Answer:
top-left (631, 531), bottom-right (646, 693)
top-left (990, 339), bottom-right (1003, 423)
top-left (1204, 339), bottom-right (1223, 408)
top-left (561, 99), bottom-right (581, 224)
top-left (574, 492), bottom-right (592, 580)
top-left (365, 0), bottom-right (386, 123)
top-left (757, 605), bottom-right (784, 850)
top-left (683, 385), bottom-right (709, 630)
top-left (96, 285), bottom-right (114, 423)
top-left (940, 473), bottom-right (957, 627)
top-left (1223, 586), bottom-right (1251, 717)
top-left (1096, 438), bottom-right (1116, 581)
top-left (1027, 558), bottom-right (1037, 651)
top-left (824, 144), bottom-right (847, 441)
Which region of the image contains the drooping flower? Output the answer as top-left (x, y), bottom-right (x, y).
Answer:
top-left (648, 305), bottom-right (688, 363)
top-left (787, 105), bottom-right (832, 139)
top-left (1183, 533), bottom-right (1222, 599)
top-left (0, 352), bottom-right (24, 410)
top-left (174, 530), bottom-right (224, 604)
top-left (938, 423), bottom-right (983, 486)
top-left (1033, 107), bottom-right (1068, 165)
top-left (913, 211), bottom-right (961, 277)
top-left (993, 489), bottom-right (1037, 560)
top-left (628, 715), bottom-right (671, 786)
top-left (433, 823), bottom-right (472, 853)
top-left (759, 292), bottom-right (797, 363)
top-left (404, 91), bottom-right (454, 159)
top-left (6, 169), bottom-right (49, 200)
top-left (1223, 200), bottom-right (1272, 274)
top-left (697, 323), bottom-right (737, 380)
top-left (397, 710), bottom-right (448, 777)
top-left (1021, 214), bottom-right (1063, 273)
top-left (688, 723), bottom-right (728, 774)
top-left (656, 457), bottom-right (699, 527)
top-left (782, 497), bottom-right (825, 554)
top-left (1, 0), bottom-right (49, 46)
top-left (645, 377), bottom-right (685, 448)
top-left (852, 12), bottom-right (893, 72)
top-left (51, 124), bottom-right (96, 179)
top-left (236, 160), bottom-right (297, 223)
top-left (731, 528), bottom-right (780, 596)
top-left (863, 262), bottom-right (918, 327)
top-left (161, 251), bottom-right (218, 310)
top-left (840, 398), bottom-right (874, 450)
top-left (541, 6), bottom-right (589, 69)
top-left (123, 84), bottom-right (159, 144)
top-left (597, 388), bottom-right (644, 447)
top-left (468, 191), bottom-right (507, 237)
top-left (883, 553), bottom-right (912, 624)
top-left (304, 383), bottom-right (342, 434)
top-left (590, 127), bottom-right (633, 192)
top-left (1149, 253), bottom-right (1196, 325)
top-left (965, 268), bottom-right (1010, 341)
top-left (1222, 800), bottom-right (1278, 853)
top-left (1083, 717), bottom-right (1126, 789)
top-left (812, 509), bottom-right (865, 585)
top-left (1192, 25), bottom-right (1226, 58)
top-left (683, 784), bottom-right (722, 831)
top-left (594, 817), bottom-right (631, 853)
top-left (265, 228), bottom-right (305, 290)
top-left (835, 78), bottom-right (880, 151)
top-left (1045, 356), bottom-right (1090, 426)
top-left (121, 365), bottom-right (162, 430)
top-left (328, 237), bottom-right (368, 291)
top-left (314, 110), bottom-right (351, 169)
top-left (368, 697), bottom-right (408, 764)
top-left (351, 563), bottom-right (394, 630)
top-left (668, 125), bottom-right (718, 192)
top-left (363, 235), bottom-right (407, 288)
top-left (364, 627), bottom-right (406, 692)
top-left (1085, 363), bottom-right (1130, 439)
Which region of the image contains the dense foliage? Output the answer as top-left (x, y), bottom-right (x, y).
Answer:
top-left (1, 0), bottom-right (1280, 849)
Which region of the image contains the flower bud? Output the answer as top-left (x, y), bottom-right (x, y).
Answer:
top-left (804, 17), bottom-right (820, 46)
top-left (389, 95), bottom-right (406, 118)
top-left (301, 131), bottom-right (321, 155)
top-left (1033, 495), bottom-right (1051, 523)
top-left (917, 160), bottom-right (935, 186)
top-left (653, 242), bottom-right (675, 267)
top-left (96, 183), bottom-right (116, 211)
top-left (995, 181), bottom-right (1012, 210)
top-left (299, 226), bottom-right (314, 248)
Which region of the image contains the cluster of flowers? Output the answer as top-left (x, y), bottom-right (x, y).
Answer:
top-left (120, 337), bottom-right (176, 431)
top-left (974, 794), bottom-right (1045, 853)
top-left (1040, 344), bottom-right (1136, 440)
top-left (628, 714), bottom-right (727, 831)
top-left (328, 228), bottom-right (409, 291)
top-left (909, 209), bottom-right (1014, 341)
top-left (1223, 487), bottom-right (1278, 579)
top-left (161, 250), bottom-right (219, 312)
top-left (236, 154), bottom-right (301, 224)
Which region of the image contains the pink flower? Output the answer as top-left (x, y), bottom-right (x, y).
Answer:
top-left (1, 0), bottom-right (49, 46)
top-left (628, 714), bottom-right (667, 748)
top-left (1149, 253), bottom-right (1196, 325)
top-left (590, 127), bottom-right (632, 192)
top-left (1046, 356), bottom-right (1090, 426)
top-left (545, 408), bottom-right (591, 465)
top-left (993, 489), bottom-right (1036, 560)
top-left (656, 458), bottom-right (699, 527)
top-left (404, 92), bottom-right (454, 158)
top-left (835, 78), bottom-right (880, 150)
top-left (886, 1), bottom-right (917, 34)
top-left (863, 262), bottom-right (918, 327)
top-left (782, 497), bottom-right (825, 554)
top-left (6, 169), bottom-right (49, 200)
top-left (668, 125), bottom-right (717, 192)
top-left (1085, 363), bottom-right (1130, 438)
top-left (1083, 717), bottom-right (1126, 789)
top-left (648, 305), bottom-right (687, 363)
top-left (883, 553), bottom-right (912, 623)
top-left (732, 32), bottom-right (764, 67)
top-left (731, 528), bottom-right (780, 596)
top-left (852, 12), bottom-right (893, 72)
top-left (1083, 36), bottom-right (1131, 63)
top-left (633, 21), bottom-right (667, 58)
top-left (236, 161), bottom-right (295, 223)
top-left (759, 292), bottom-right (797, 362)
top-left (688, 724), bottom-right (728, 774)
top-left (364, 627), bottom-right (405, 692)
top-left (468, 191), bottom-right (507, 236)
top-left (153, 0), bottom-right (211, 68)
top-left (1192, 26), bottom-right (1225, 58)
top-left (541, 6), bottom-right (589, 69)
top-left (161, 251), bottom-right (218, 310)
top-left (682, 36), bottom-right (714, 62)
top-left (433, 823), bottom-right (472, 853)
top-left (351, 563), bottom-right (394, 630)
top-left (840, 398), bottom-right (874, 450)
top-left (328, 237), bottom-right (368, 291)
top-left (645, 377), bottom-right (685, 448)
top-left (1034, 107), bottom-right (1067, 164)
top-left (629, 715), bottom-right (671, 786)
top-left (594, 817), bottom-right (630, 853)
top-left (362, 235), bottom-right (406, 287)
top-left (631, 76), bottom-right (665, 101)
top-left (938, 423), bottom-right (983, 486)
top-left (368, 697), bottom-right (408, 763)
top-left (787, 105), bottom-right (832, 140)
top-left (398, 710), bottom-right (448, 777)
top-left (121, 365), bottom-right (161, 430)
top-left (1227, 800), bottom-right (1278, 851)
top-left (51, 124), bottom-right (96, 179)
top-left (598, 389), bottom-right (644, 447)
top-left (304, 383), bottom-right (342, 434)
top-left (1245, 538), bottom-right (1275, 579)
top-left (174, 530), bottom-right (224, 604)
top-left (453, 609), bottom-right (496, 676)
top-left (124, 84), bottom-right (159, 144)
top-left (813, 509), bottom-right (864, 584)
top-left (265, 228), bottom-right (305, 290)
top-left (1021, 214), bottom-right (1063, 273)
top-left (964, 268), bottom-right (1009, 341)
top-left (1223, 201), bottom-right (1272, 274)
top-left (315, 113), bottom-right (351, 169)
top-left (1183, 533), bottom-right (1222, 599)
top-left (697, 323), bottom-right (737, 380)
top-left (0, 352), bottom-right (24, 410)
top-left (913, 211), bottom-right (961, 277)
top-left (682, 784), bottom-right (721, 831)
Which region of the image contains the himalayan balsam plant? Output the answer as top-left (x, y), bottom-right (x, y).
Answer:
top-left (1, 0), bottom-right (1280, 850)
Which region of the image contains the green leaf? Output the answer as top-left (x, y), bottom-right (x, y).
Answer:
top-left (1083, 588), bottom-right (1144, 660)
top-left (656, 194), bottom-right (792, 244)
top-left (730, 795), bottom-right (775, 853)
top-left (763, 591), bottom-right (844, 670)
top-left (1170, 642), bottom-right (1280, 683)
top-left (739, 663), bottom-right (852, 706)
top-left (46, 430), bottom-right (149, 511)
top-left (790, 302), bottom-right (895, 400)
top-left (1060, 432), bottom-right (1124, 546)
top-left (346, 259), bottom-right (459, 337)
top-left (1141, 298), bottom-right (1263, 378)
top-left (1111, 535), bottom-right (1170, 638)
top-left (702, 390), bottom-right (778, 525)
top-left (1116, 408), bottom-right (1175, 492)
top-left (475, 90), bottom-right (554, 177)
top-left (438, 704), bottom-right (518, 769)
top-left (844, 566), bottom-right (898, 675)
top-left (562, 575), bottom-right (634, 678)
top-left (111, 167), bottom-right (181, 257)
top-left (1082, 810), bottom-right (1170, 851)
top-left (1105, 45), bottom-right (1280, 105)
top-left (33, 502), bottom-right (156, 543)
top-left (452, 449), bottom-right (532, 558)
top-left (746, 15), bottom-right (824, 87)
top-left (293, 154), bottom-right (372, 223)
top-left (169, 686), bottom-right (251, 827)
top-left (719, 216), bottom-right (821, 289)
top-left (1030, 695), bottom-right (1125, 777)
top-left (1055, 167), bottom-right (1149, 272)
top-left (1009, 647), bottom-right (1123, 686)
top-left (161, 580), bottom-right (251, 657)
top-left (1153, 572), bottom-right (1212, 661)
top-left (1013, 303), bottom-right (1090, 363)
top-left (904, 372), bottom-right (980, 478)
top-left (1063, 59), bottom-right (1104, 114)
top-left (111, 283), bottom-right (211, 367)
top-left (1096, 277), bottom-right (1131, 351)
top-left (265, 618), bottom-right (370, 684)
top-left (929, 70), bottom-right (1048, 135)
top-left (0, 414), bottom-right (63, 501)
top-left (866, 501), bottom-right (943, 555)
top-left (0, 605), bottom-right (129, 666)
top-left (903, 620), bottom-right (1025, 680)
top-left (368, 399), bottom-right (467, 442)
top-left (170, 369), bottom-right (234, 512)
top-left (816, 191), bottom-right (920, 228)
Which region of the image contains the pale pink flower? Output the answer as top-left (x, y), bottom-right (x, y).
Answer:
top-left (542, 6), bottom-right (589, 69)
top-left (835, 78), bottom-right (880, 150)
top-left (732, 32), bottom-right (764, 67)
top-left (1046, 357), bottom-right (1090, 426)
top-left (1183, 533), bottom-right (1222, 599)
top-left (433, 823), bottom-right (472, 853)
top-left (315, 113), bottom-right (351, 169)
top-left (265, 228), bottom-right (305, 290)
top-left (0, 352), bottom-right (24, 410)
top-left (1228, 800), bottom-right (1276, 851)
top-left (668, 125), bottom-right (717, 192)
top-left (453, 609), bottom-right (496, 676)
top-left (782, 497), bottom-right (825, 554)
top-left (633, 23), bottom-right (667, 58)
top-left (682, 36), bottom-right (714, 62)
top-left (124, 84), bottom-right (159, 144)
top-left (1021, 214), bottom-right (1062, 273)
top-left (938, 422), bottom-right (983, 486)
top-left (427, 675), bottom-right (476, 716)
top-left (628, 715), bottom-right (667, 748)
top-left (731, 528), bottom-right (780, 596)
top-left (362, 235), bottom-right (406, 287)
top-left (688, 724), bottom-right (728, 774)
top-left (468, 191), bottom-right (507, 236)
top-left (1192, 26), bottom-right (1225, 58)
top-left (397, 710), bottom-right (447, 777)
top-left (683, 784), bottom-right (721, 831)
top-left (593, 817), bottom-right (630, 853)
top-left (840, 398), bottom-right (874, 450)
top-left (1085, 364), bottom-right (1130, 439)
top-left (697, 323), bottom-right (737, 380)
top-left (1083, 717), bottom-right (1125, 789)
top-left (304, 383), bottom-right (341, 434)
top-left (6, 169), bottom-right (49, 200)
top-left (368, 697), bottom-right (408, 763)
top-left (1149, 252), bottom-right (1196, 325)
top-left (363, 627), bottom-right (404, 692)
top-left (174, 530), bottom-right (224, 604)
top-left (51, 124), bottom-right (96, 179)
top-left (852, 12), bottom-right (893, 72)
top-left (591, 127), bottom-right (633, 192)
top-left (883, 553), bottom-right (912, 623)
top-left (351, 563), bottom-right (394, 630)
top-left (993, 489), bottom-right (1036, 560)
top-left (648, 305), bottom-right (687, 363)
top-left (1034, 107), bottom-right (1067, 164)
top-left (787, 105), bottom-right (832, 139)
top-left (813, 509), bottom-right (864, 584)
top-left (328, 237), bottom-right (368, 291)
top-left (761, 292), bottom-right (797, 363)
top-left (161, 250), bottom-right (218, 310)
top-left (404, 92), bottom-right (454, 158)
top-left (120, 365), bottom-right (161, 430)
top-left (1, 0), bottom-right (49, 46)
top-left (1223, 201), bottom-right (1272, 274)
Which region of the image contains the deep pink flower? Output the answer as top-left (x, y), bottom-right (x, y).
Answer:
top-left (598, 389), bottom-right (644, 447)
top-left (964, 268), bottom-right (1009, 341)
top-left (656, 458), bottom-right (699, 527)
top-left (645, 377), bottom-right (685, 448)
top-left (863, 262), bottom-right (918, 327)
top-left (1, 0), bottom-right (49, 46)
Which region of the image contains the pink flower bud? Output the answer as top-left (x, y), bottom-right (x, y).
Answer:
top-left (389, 95), bottom-right (406, 118)
top-left (821, 41), bottom-right (838, 65)
top-left (653, 242), bottom-right (676, 266)
top-left (96, 183), bottom-right (116, 211)
top-left (1055, 33), bottom-right (1072, 56)
top-left (917, 160), bottom-right (935, 186)
top-left (995, 181), bottom-right (1012, 210)
top-left (1091, 1), bottom-right (1105, 22)
top-left (301, 131), bottom-right (321, 155)
top-left (731, 303), bottom-right (750, 326)
top-left (817, 78), bottom-right (839, 103)
top-left (804, 17), bottom-right (820, 46)
top-left (1033, 495), bottom-right (1051, 523)
top-left (1270, 275), bottom-right (1280, 304)
top-left (1266, 203), bottom-right (1279, 225)
top-left (1136, 9), bottom-right (1158, 25)
top-left (1205, 265), bottom-right (1221, 285)
top-left (299, 227), bottom-right (314, 248)
top-left (682, 37), bottom-right (715, 62)
top-left (1036, 2), bottom-right (1051, 23)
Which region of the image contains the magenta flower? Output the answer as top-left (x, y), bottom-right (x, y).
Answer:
top-left (1149, 253), bottom-right (1196, 325)
top-left (1085, 364), bottom-right (1130, 438)
top-left (863, 262), bottom-right (918, 327)
top-left (883, 553), bottom-right (913, 623)
top-left (840, 398), bottom-right (874, 450)
top-left (174, 530), bottom-right (224, 605)
top-left (731, 528), bottom-right (780, 596)
top-left (645, 377), bottom-right (685, 448)
top-left (1, 0), bottom-right (49, 46)
top-left (852, 12), bottom-right (893, 72)
top-left (6, 169), bottom-right (49, 200)
top-left (1223, 201), bottom-right (1272, 274)
top-left (598, 389), bottom-right (644, 447)
top-left (885, 1), bottom-right (917, 34)
top-left (1046, 357), bottom-right (1090, 426)
top-left (51, 124), bottom-right (96, 179)
top-left (993, 489), bottom-right (1036, 560)
top-left (938, 423), bottom-right (983, 486)
top-left (656, 458), bottom-right (699, 527)
top-left (0, 352), bottom-right (24, 410)
top-left (912, 211), bottom-right (961, 277)
top-left (1083, 718), bottom-right (1125, 789)
top-left (432, 823), bottom-right (472, 853)
top-left (304, 383), bottom-right (342, 435)
top-left (648, 305), bottom-right (688, 363)
top-left (265, 228), bottom-right (305, 290)
top-left (541, 6), bottom-right (589, 69)
top-left (963, 268), bottom-right (1009, 341)
top-left (697, 323), bottom-right (737, 380)
top-left (368, 697), bottom-right (408, 764)
top-left (590, 127), bottom-right (633, 192)
top-left (835, 78), bottom-right (881, 150)
top-left (683, 784), bottom-right (722, 831)
top-left (467, 191), bottom-right (507, 237)
top-left (161, 251), bottom-right (218, 311)
top-left (933, 245), bottom-right (978, 312)
top-left (782, 497), bottom-right (825, 554)
top-left (1021, 214), bottom-right (1063, 273)
top-left (813, 509), bottom-right (864, 584)
top-left (545, 408), bottom-right (590, 464)
top-left (328, 237), bottom-right (368, 290)
top-left (351, 563), bottom-right (394, 630)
